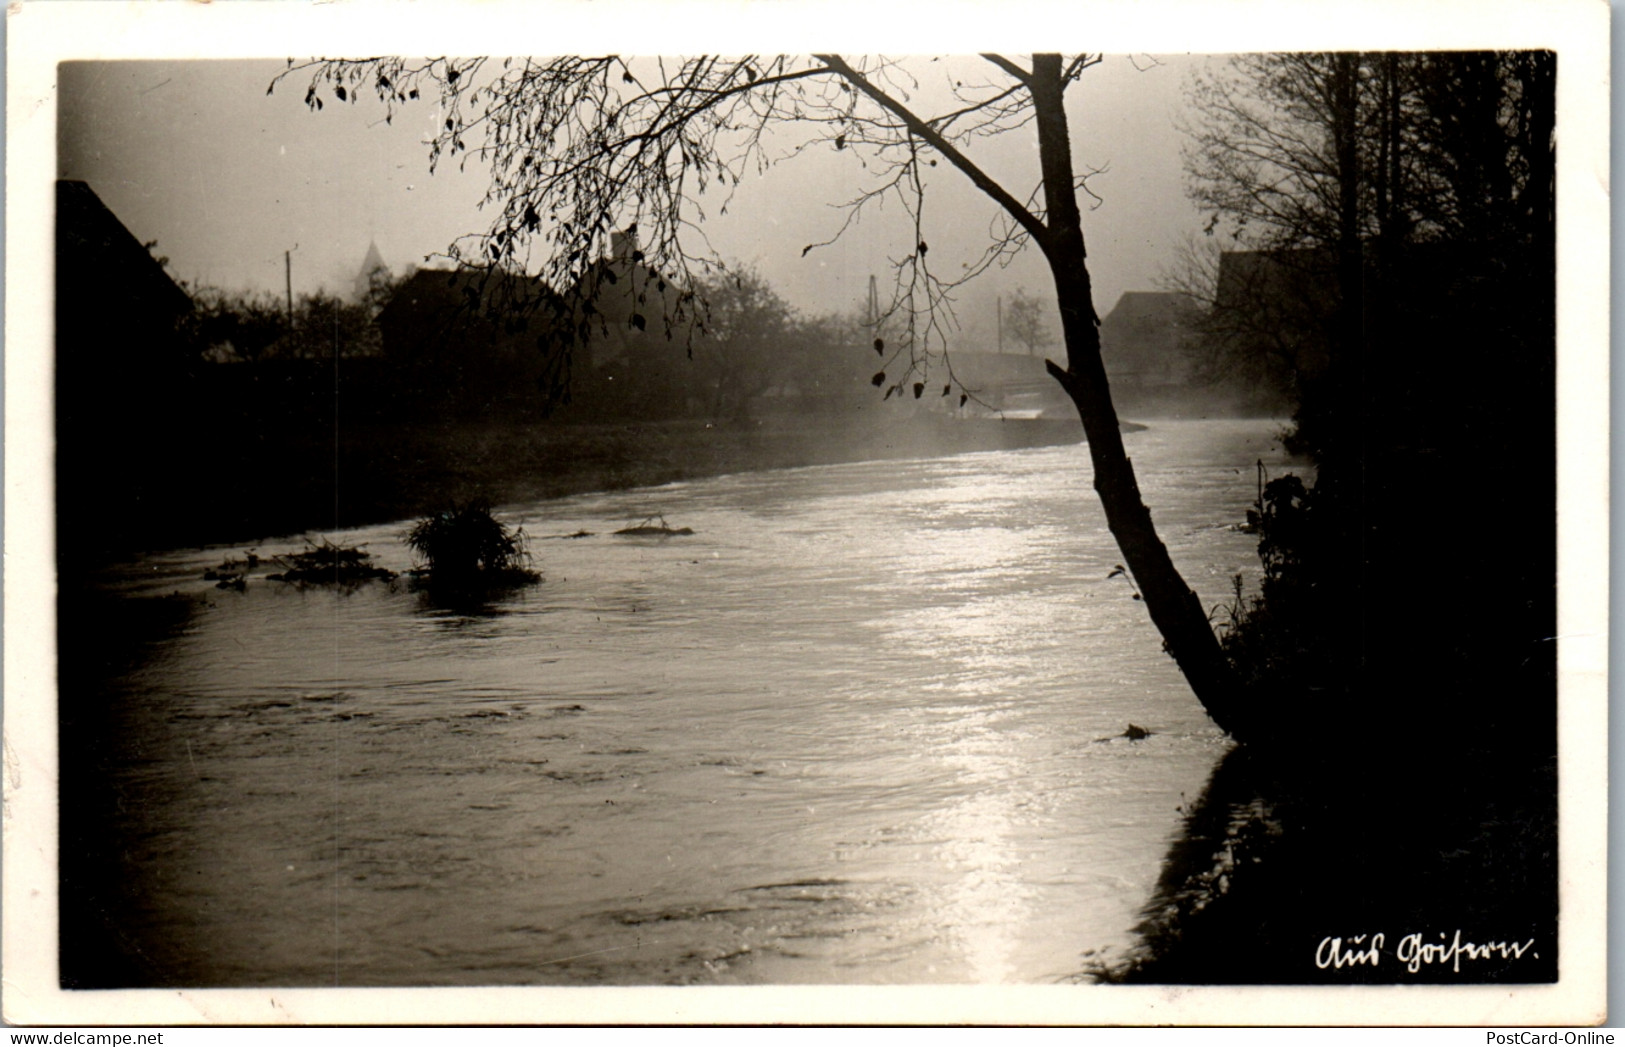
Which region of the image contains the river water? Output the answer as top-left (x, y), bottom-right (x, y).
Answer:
top-left (71, 418), bottom-right (1293, 987)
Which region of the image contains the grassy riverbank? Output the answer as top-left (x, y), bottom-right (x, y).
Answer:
top-left (1089, 738), bottom-right (1557, 984)
top-left (59, 408), bottom-right (1087, 562)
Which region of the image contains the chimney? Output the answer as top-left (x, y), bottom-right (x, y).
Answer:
top-left (610, 227), bottom-right (638, 264)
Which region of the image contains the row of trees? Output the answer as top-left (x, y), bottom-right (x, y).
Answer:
top-left (1184, 51), bottom-right (1554, 463)
top-left (187, 284), bottom-right (386, 362)
top-left (1100, 51), bottom-right (1561, 980)
top-left (1183, 52), bottom-right (1556, 749)
top-left (188, 261), bottom-right (1067, 414)
top-left (1188, 52), bottom-right (1553, 260)
top-left (183, 257), bottom-right (897, 424)
top-left (664, 269), bottom-right (881, 421)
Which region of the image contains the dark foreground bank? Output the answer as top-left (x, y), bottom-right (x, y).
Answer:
top-left (1087, 736), bottom-right (1557, 984)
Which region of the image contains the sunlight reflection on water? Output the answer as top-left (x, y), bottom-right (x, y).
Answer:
top-left (84, 419), bottom-right (1294, 986)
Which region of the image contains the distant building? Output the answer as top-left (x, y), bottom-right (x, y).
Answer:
top-left (1098, 291), bottom-right (1206, 392)
top-left (1205, 250), bottom-right (1337, 408)
top-left (1092, 285), bottom-right (1305, 414)
top-left (564, 229), bottom-right (697, 365)
top-left (375, 266), bottom-right (567, 412)
top-left (561, 229), bottom-right (706, 417)
top-left (55, 179), bottom-right (198, 557)
top-left (353, 240), bottom-right (390, 307)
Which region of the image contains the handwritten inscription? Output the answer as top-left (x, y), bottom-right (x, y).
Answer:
top-left (1315, 933), bottom-right (1384, 969)
top-left (1315, 930), bottom-right (1537, 973)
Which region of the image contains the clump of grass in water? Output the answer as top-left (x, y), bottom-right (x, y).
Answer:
top-left (266, 538), bottom-right (398, 590)
top-left (613, 513), bottom-right (694, 537)
top-left (206, 542), bottom-right (398, 591)
top-left (204, 551), bottom-right (261, 590)
top-left (407, 502), bottom-right (540, 589)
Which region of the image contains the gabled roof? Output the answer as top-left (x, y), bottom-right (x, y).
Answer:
top-left (561, 228), bottom-right (701, 341)
top-left (1101, 291), bottom-right (1202, 329)
top-left (948, 351), bottom-right (1054, 387)
top-left (56, 179), bottom-right (192, 323)
top-left (566, 253), bottom-right (688, 320)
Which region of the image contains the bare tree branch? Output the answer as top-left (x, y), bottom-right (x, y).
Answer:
top-left (979, 53), bottom-right (1032, 84)
top-left (814, 54), bottom-right (1049, 246)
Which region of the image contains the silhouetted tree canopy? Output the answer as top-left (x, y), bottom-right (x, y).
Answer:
top-left (1183, 52), bottom-right (1555, 461)
top-left (1181, 50), bottom-right (1557, 751)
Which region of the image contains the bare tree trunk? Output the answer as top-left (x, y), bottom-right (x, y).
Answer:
top-left (1028, 56), bottom-right (1246, 737)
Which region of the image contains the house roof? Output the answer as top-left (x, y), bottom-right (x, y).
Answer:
top-left (1093, 290), bottom-right (1207, 382)
top-left (56, 179), bottom-right (193, 324)
top-left (948, 351), bottom-right (1054, 387)
top-left (1101, 291), bottom-right (1202, 327)
top-left (558, 255), bottom-right (709, 360)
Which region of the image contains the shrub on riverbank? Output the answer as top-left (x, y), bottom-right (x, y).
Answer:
top-left (1214, 469), bottom-right (1347, 742)
top-left (1093, 451), bottom-right (1558, 983)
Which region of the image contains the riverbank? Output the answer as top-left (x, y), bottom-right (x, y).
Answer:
top-left (1090, 726), bottom-right (1558, 985)
top-left (60, 409), bottom-right (1093, 563)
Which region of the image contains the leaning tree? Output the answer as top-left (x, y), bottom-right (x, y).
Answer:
top-left (274, 54), bottom-right (1249, 736)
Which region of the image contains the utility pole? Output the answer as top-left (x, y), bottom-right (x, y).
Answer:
top-left (996, 295), bottom-right (1003, 354)
top-left (285, 245), bottom-right (297, 331)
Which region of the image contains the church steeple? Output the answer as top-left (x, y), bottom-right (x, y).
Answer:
top-left (354, 240), bottom-right (388, 303)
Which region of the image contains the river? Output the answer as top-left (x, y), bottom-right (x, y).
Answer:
top-left (62, 418), bottom-right (1295, 987)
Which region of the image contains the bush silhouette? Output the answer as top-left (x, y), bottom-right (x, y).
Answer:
top-left (407, 503), bottom-right (538, 585)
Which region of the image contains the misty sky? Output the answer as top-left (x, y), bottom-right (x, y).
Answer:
top-left (59, 55), bottom-right (1213, 349)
